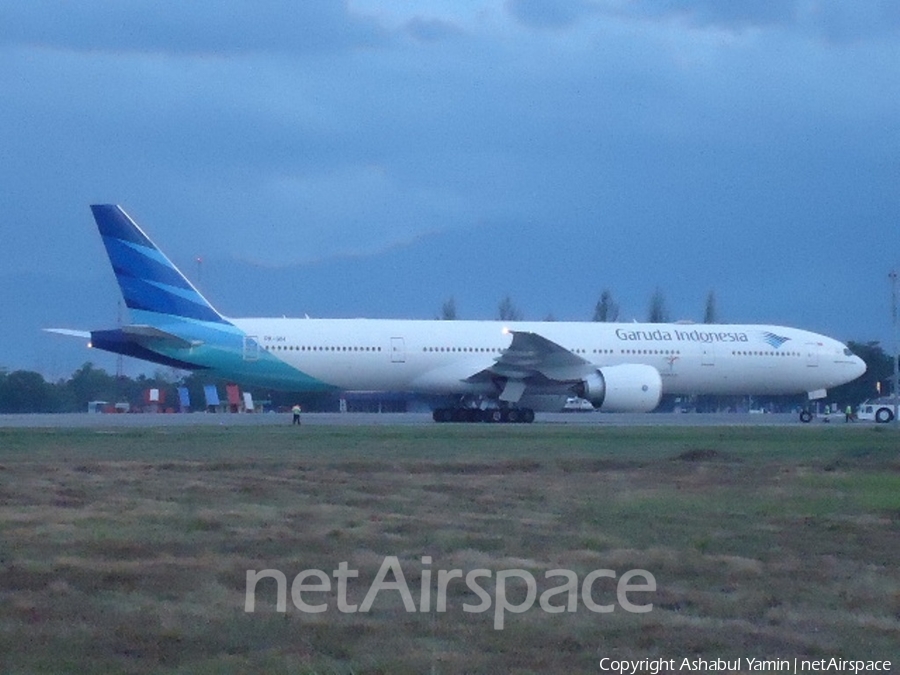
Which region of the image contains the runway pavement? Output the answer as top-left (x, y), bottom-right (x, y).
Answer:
top-left (0, 411), bottom-right (819, 428)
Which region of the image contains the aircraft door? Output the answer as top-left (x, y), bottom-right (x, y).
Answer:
top-left (701, 345), bottom-right (715, 366)
top-left (805, 343), bottom-right (819, 367)
top-left (243, 336), bottom-right (260, 362)
top-left (390, 337), bottom-right (406, 363)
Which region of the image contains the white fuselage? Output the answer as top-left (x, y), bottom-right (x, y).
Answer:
top-left (228, 318), bottom-right (864, 397)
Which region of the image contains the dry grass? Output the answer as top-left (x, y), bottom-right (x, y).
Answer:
top-left (0, 424), bottom-right (898, 673)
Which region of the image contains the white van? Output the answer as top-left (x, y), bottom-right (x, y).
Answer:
top-left (562, 397), bottom-right (595, 412)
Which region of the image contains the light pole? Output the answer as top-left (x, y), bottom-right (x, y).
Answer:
top-left (891, 270), bottom-right (899, 424)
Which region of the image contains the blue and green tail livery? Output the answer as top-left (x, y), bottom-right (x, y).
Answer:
top-left (91, 205), bottom-right (226, 324)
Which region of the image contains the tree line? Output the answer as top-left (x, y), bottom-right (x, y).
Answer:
top-left (440, 289), bottom-right (719, 323)
top-left (0, 363), bottom-right (175, 414)
top-left (0, 364), bottom-right (330, 414)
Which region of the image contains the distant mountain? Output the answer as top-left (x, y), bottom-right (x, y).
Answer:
top-left (196, 218), bottom-right (826, 329)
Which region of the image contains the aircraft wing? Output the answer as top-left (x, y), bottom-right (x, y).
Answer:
top-left (467, 330), bottom-right (595, 385)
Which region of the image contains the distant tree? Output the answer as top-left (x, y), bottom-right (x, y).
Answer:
top-left (66, 362), bottom-right (119, 409)
top-left (154, 367), bottom-right (182, 384)
top-left (497, 295), bottom-right (523, 321)
top-left (830, 341), bottom-right (894, 407)
top-left (0, 370), bottom-right (57, 413)
top-left (647, 287), bottom-right (669, 323)
top-left (544, 313), bottom-right (557, 322)
top-left (703, 290), bottom-right (718, 324)
top-left (440, 296), bottom-right (458, 320)
top-left (593, 290), bottom-right (619, 322)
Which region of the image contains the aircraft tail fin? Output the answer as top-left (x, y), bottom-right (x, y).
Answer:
top-left (90, 205), bottom-right (227, 324)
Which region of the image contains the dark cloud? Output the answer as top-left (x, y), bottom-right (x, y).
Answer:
top-left (0, 1), bottom-right (388, 55)
top-left (622, 0), bottom-right (900, 41)
top-left (405, 16), bottom-right (465, 43)
top-left (806, 0), bottom-right (900, 43)
top-left (506, 0), bottom-right (598, 29)
top-left (636, 0), bottom-right (796, 30)
top-left (503, 0), bottom-right (900, 41)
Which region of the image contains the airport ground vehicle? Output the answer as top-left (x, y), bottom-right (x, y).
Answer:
top-left (562, 397), bottom-right (595, 412)
top-left (855, 398), bottom-right (898, 423)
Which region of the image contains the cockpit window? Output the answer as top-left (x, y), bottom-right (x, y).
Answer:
top-left (843, 348), bottom-right (853, 356)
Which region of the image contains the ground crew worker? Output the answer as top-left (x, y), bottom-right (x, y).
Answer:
top-left (845, 405), bottom-right (853, 422)
top-left (292, 403), bottom-right (302, 425)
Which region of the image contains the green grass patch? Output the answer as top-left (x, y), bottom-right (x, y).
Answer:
top-left (0, 424), bottom-right (897, 672)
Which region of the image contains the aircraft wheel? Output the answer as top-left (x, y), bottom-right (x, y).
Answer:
top-left (875, 407), bottom-right (894, 423)
top-left (489, 410), bottom-right (503, 423)
top-left (521, 408), bottom-right (535, 424)
top-left (507, 409), bottom-right (519, 423)
top-left (799, 410), bottom-right (813, 424)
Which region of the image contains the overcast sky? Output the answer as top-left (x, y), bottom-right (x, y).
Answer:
top-left (2, 1), bottom-right (899, 374)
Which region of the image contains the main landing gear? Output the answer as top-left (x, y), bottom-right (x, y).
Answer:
top-left (432, 407), bottom-right (535, 424)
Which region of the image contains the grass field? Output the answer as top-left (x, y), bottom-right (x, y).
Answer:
top-left (0, 424), bottom-right (898, 674)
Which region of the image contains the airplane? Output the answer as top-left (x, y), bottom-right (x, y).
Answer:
top-left (48, 204), bottom-right (866, 423)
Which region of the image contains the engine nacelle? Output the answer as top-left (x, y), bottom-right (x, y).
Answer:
top-left (575, 364), bottom-right (663, 412)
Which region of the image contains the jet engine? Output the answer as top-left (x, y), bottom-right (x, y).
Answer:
top-left (575, 364), bottom-right (662, 412)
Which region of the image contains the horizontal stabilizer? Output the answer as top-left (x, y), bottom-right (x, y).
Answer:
top-left (120, 324), bottom-right (202, 348)
top-left (44, 328), bottom-right (91, 339)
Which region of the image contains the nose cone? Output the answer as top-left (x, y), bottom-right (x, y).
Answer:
top-left (852, 355), bottom-right (867, 380)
